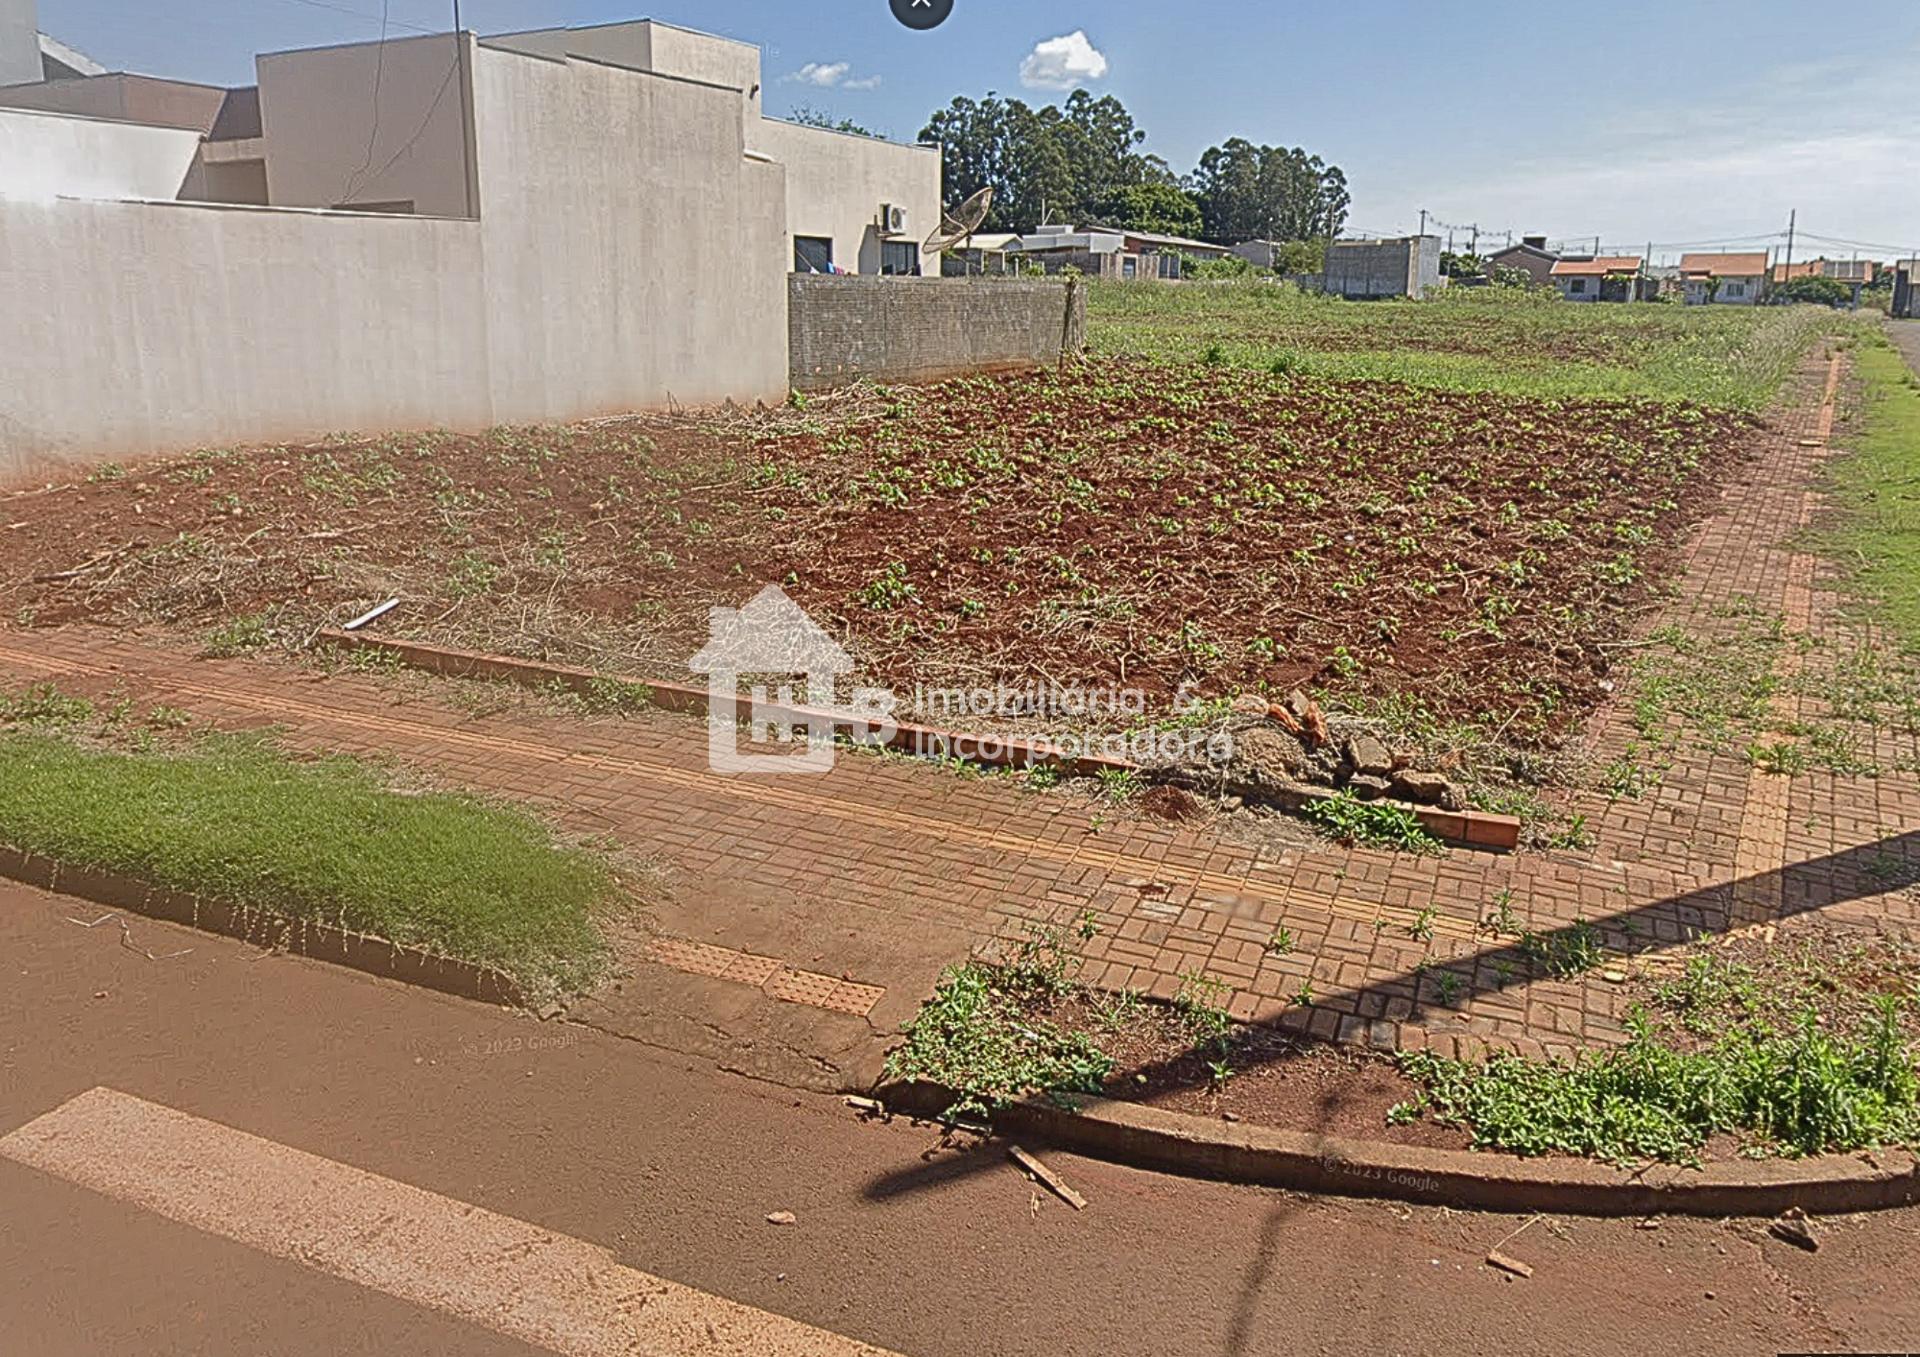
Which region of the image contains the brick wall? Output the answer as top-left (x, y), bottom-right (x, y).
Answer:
top-left (788, 275), bottom-right (1085, 391)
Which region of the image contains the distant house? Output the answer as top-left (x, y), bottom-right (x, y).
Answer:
top-left (1678, 252), bottom-right (1770, 305)
top-left (1004, 223), bottom-right (1226, 281)
top-left (1488, 235), bottom-right (1558, 286)
top-left (1770, 257), bottom-right (1875, 286)
top-left (1549, 256), bottom-right (1645, 303)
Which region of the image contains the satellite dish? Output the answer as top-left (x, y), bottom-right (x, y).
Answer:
top-left (923, 186), bottom-right (994, 255)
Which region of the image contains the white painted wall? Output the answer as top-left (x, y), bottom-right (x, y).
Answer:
top-left (0, 105), bottom-right (200, 201)
top-left (469, 43), bottom-right (788, 418)
top-left (753, 117), bottom-right (940, 276)
top-left (0, 198), bottom-right (487, 475)
top-left (258, 33), bottom-right (473, 216)
top-left (0, 0), bottom-right (38, 86)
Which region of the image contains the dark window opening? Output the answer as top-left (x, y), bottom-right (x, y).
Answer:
top-left (880, 241), bottom-right (921, 276)
top-left (793, 235), bottom-right (834, 274)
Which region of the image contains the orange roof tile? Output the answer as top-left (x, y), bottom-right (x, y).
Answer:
top-left (1550, 256), bottom-right (1643, 277)
top-left (1678, 252), bottom-right (1770, 277)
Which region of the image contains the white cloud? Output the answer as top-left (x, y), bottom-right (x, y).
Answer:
top-left (789, 61), bottom-right (849, 87)
top-left (1019, 31), bottom-right (1108, 91)
top-left (784, 61), bottom-right (881, 91)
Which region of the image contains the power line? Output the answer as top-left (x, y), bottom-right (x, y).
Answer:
top-left (338, 0), bottom-right (393, 204)
top-left (279, 0), bottom-right (438, 36)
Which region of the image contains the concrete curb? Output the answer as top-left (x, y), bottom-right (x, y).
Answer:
top-left (314, 630), bottom-right (1521, 851)
top-left (879, 1080), bottom-right (1920, 1218)
top-left (0, 846), bottom-right (525, 1007)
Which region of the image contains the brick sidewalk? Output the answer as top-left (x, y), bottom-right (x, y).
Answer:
top-left (1, 347), bottom-right (1915, 1074)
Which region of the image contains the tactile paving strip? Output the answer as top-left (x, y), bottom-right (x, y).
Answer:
top-left (644, 938), bottom-right (884, 1017)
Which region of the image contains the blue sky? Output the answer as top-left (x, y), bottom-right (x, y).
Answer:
top-left (38, 0), bottom-right (1920, 260)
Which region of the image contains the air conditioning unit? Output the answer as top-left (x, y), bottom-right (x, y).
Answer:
top-left (880, 203), bottom-right (908, 235)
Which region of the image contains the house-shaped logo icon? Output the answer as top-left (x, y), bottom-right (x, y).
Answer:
top-left (689, 584), bottom-right (863, 773)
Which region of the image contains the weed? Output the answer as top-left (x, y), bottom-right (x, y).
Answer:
top-left (1264, 925), bottom-right (1294, 957)
top-left (1518, 918), bottom-right (1604, 978)
top-left (0, 683), bottom-right (94, 728)
top-left (1304, 792), bottom-right (1443, 854)
top-left (1397, 1000), bottom-right (1920, 1164)
top-left (204, 612), bottom-right (272, 658)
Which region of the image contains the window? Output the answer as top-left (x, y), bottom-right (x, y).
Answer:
top-left (1122, 256), bottom-right (1138, 279)
top-left (793, 236), bottom-right (834, 274)
top-left (1569, 278), bottom-right (1587, 294)
top-left (1724, 281), bottom-right (1745, 298)
top-left (880, 241), bottom-right (921, 276)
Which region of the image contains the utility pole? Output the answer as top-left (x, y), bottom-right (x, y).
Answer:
top-left (1418, 207), bottom-right (1427, 240)
top-left (1469, 223), bottom-right (1478, 256)
top-left (1784, 208), bottom-right (1796, 278)
top-left (1594, 234), bottom-right (1601, 256)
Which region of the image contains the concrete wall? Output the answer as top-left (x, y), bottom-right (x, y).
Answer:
top-left (753, 117), bottom-right (939, 276)
top-left (0, 0), bottom-right (37, 86)
top-left (1321, 236), bottom-right (1441, 300)
top-left (468, 42), bottom-right (788, 418)
top-left (484, 20), bottom-right (762, 136)
top-left (0, 73), bottom-right (230, 133)
top-left (258, 33), bottom-right (473, 216)
top-left (0, 105), bottom-right (200, 200)
top-left (0, 198), bottom-right (486, 476)
top-left (789, 275), bottom-right (1083, 390)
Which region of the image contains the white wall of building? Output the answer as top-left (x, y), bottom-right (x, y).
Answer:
top-left (0, 198), bottom-right (487, 476)
top-left (258, 33), bottom-right (474, 216)
top-left (468, 41), bottom-right (788, 420)
top-left (0, 0), bottom-right (38, 86)
top-left (753, 117), bottom-right (940, 275)
top-left (0, 105), bottom-right (200, 201)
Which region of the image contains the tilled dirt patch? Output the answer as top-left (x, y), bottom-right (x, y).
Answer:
top-left (2, 359), bottom-right (1749, 742)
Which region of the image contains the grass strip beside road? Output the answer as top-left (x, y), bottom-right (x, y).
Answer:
top-left (0, 724), bottom-right (615, 999)
top-left (1825, 335), bottom-right (1920, 649)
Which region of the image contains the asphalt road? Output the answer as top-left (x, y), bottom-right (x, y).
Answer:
top-left (4, 880), bottom-right (1919, 1356)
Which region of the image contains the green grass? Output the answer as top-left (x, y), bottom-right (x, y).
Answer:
top-left (1087, 280), bottom-right (1837, 410)
top-left (0, 727), bottom-right (617, 998)
top-left (883, 928), bottom-right (1114, 1119)
top-left (1823, 335), bottom-right (1920, 649)
top-left (1398, 1001), bottom-right (1920, 1164)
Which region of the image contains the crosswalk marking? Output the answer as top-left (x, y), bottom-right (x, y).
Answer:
top-left (2, 1087), bottom-right (899, 1357)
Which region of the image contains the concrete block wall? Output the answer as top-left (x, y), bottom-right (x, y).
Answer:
top-left (788, 276), bottom-right (1084, 391)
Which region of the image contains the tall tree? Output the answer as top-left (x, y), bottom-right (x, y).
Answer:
top-left (920, 90), bottom-right (1157, 232)
top-left (1191, 140), bottom-right (1349, 244)
top-left (1094, 182), bottom-right (1204, 239)
top-left (921, 95), bottom-right (1349, 244)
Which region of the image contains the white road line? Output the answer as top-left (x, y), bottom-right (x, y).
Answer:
top-left (1, 1087), bottom-right (899, 1357)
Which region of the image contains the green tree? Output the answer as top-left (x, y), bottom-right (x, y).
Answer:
top-left (787, 105), bottom-right (880, 139)
top-left (1094, 182), bottom-right (1203, 238)
top-left (921, 90), bottom-right (1159, 232)
top-left (1190, 139), bottom-right (1349, 243)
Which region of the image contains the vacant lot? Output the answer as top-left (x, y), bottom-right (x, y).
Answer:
top-left (1088, 280), bottom-right (1832, 408)
top-left (0, 294), bottom-right (1830, 748)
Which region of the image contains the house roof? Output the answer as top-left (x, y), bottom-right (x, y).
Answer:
top-left (1491, 242), bottom-right (1556, 262)
top-left (1550, 256), bottom-right (1642, 277)
top-left (1770, 260), bottom-right (1820, 282)
top-left (1678, 252), bottom-right (1769, 277)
